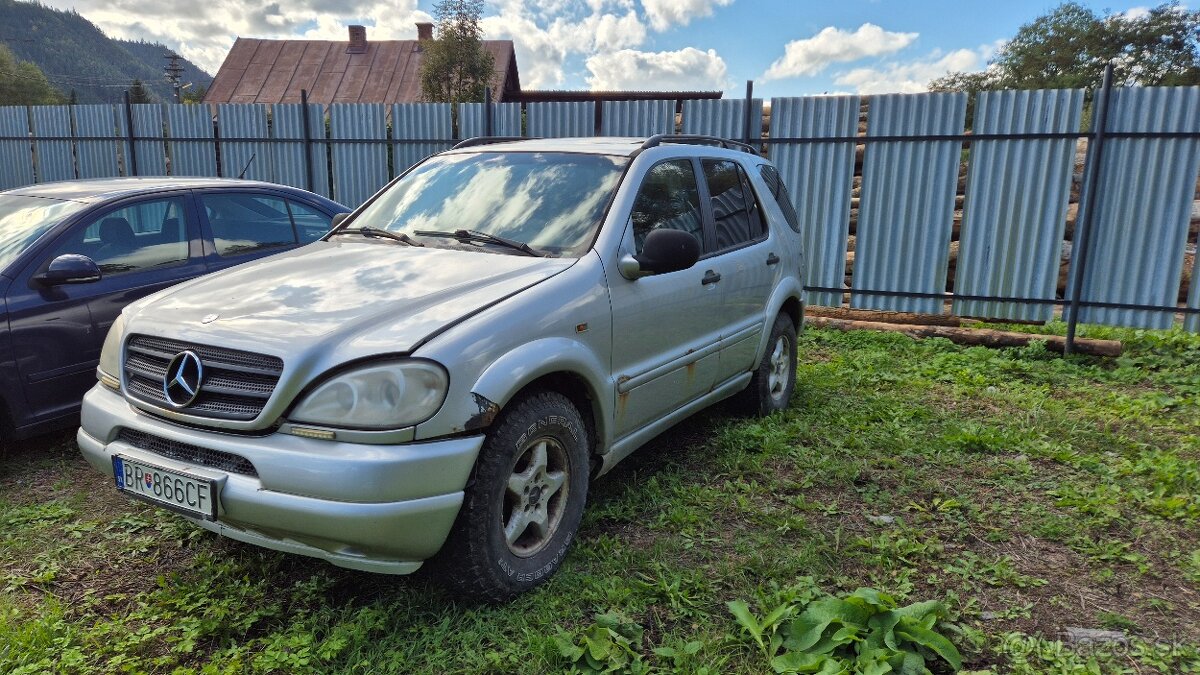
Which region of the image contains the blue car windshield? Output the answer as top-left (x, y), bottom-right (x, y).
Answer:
top-left (353, 152), bottom-right (627, 256)
top-left (0, 195), bottom-right (89, 271)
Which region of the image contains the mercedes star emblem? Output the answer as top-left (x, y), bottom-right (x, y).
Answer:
top-left (163, 350), bottom-right (204, 408)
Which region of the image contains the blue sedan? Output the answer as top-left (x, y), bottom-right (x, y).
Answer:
top-left (0, 178), bottom-right (350, 447)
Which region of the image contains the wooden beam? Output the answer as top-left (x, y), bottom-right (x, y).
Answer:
top-left (805, 316), bottom-right (1122, 357)
top-left (806, 306), bottom-right (964, 327)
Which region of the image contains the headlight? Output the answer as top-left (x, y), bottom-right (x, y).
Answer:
top-left (98, 313), bottom-right (127, 384)
top-left (289, 361), bottom-right (448, 429)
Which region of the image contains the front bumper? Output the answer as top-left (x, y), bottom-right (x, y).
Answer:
top-left (78, 385), bottom-right (484, 574)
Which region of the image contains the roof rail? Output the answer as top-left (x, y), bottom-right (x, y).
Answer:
top-left (451, 136), bottom-right (536, 150)
top-left (639, 134), bottom-right (761, 156)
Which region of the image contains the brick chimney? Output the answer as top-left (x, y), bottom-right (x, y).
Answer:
top-left (416, 22), bottom-right (434, 41)
top-left (347, 25), bottom-right (367, 54)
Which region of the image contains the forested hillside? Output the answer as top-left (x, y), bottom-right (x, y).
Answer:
top-left (0, 0), bottom-right (210, 103)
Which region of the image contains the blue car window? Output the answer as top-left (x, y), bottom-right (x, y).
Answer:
top-left (286, 200), bottom-right (334, 244)
top-left (48, 197), bottom-right (189, 275)
top-left (201, 193), bottom-right (299, 256)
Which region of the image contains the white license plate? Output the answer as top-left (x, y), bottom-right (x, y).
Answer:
top-left (112, 455), bottom-right (217, 520)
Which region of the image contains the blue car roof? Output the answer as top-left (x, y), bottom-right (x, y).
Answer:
top-left (1, 178), bottom-right (332, 204)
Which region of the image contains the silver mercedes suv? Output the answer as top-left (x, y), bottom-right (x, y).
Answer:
top-left (77, 135), bottom-right (806, 601)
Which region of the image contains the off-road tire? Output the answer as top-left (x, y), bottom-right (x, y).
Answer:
top-left (734, 313), bottom-right (797, 416)
top-left (433, 391), bottom-right (589, 603)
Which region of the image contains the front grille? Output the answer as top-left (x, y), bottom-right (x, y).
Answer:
top-left (118, 428), bottom-right (258, 476)
top-left (123, 335), bottom-right (284, 421)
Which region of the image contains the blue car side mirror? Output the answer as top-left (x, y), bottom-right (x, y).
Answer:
top-left (36, 254), bottom-right (102, 286)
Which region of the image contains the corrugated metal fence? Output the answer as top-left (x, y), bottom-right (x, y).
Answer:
top-left (0, 86), bottom-right (1197, 333)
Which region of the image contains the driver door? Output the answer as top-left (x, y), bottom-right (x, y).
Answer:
top-left (607, 158), bottom-right (721, 438)
top-left (6, 193), bottom-right (204, 422)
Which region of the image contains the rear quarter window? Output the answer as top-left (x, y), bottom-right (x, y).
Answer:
top-left (757, 164), bottom-right (801, 233)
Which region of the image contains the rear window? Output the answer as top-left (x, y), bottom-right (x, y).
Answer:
top-left (757, 165), bottom-right (801, 233)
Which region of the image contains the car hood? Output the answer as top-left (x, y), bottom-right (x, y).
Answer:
top-left (123, 240), bottom-right (574, 360)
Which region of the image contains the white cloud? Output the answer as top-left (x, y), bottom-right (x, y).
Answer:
top-left (482, 1), bottom-right (647, 88)
top-left (36, 0), bottom-right (658, 90)
top-left (36, 0), bottom-right (431, 74)
top-left (833, 47), bottom-right (986, 94)
top-left (762, 23), bottom-right (918, 80)
top-left (640, 0), bottom-right (733, 31)
top-left (586, 47), bottom-right (728, 90)
top-left (1120, 6), bottom-right (1151, 20)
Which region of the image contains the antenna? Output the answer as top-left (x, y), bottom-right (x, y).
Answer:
top-left (237, 153), bottom-right (256, 179)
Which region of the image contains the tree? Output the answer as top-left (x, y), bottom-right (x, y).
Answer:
top-left (181, 84), bottom-right (208, 104)
top-left (931, 2), bottom-right (1200, 91)
top-left (127, 79), bottom-right (154, 104)
top-left (0, 44), bottom-right (64, 105)
top-left (419, 0), bottom-right (495, 104)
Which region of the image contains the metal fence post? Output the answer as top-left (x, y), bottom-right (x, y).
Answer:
top-left (483, 86), bottom-right (493, 136)
top-left (300, 89), bottom-right (314, 192)
top-left (123, 90), bottom-right (138, 176)
top-left (1065, 64), bottom-right (1114, 355)
top-left (743, 80), bottom-right (754, 146)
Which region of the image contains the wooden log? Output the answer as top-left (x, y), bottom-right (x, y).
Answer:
top-left (807, 306), bottom-right (964, 327)
top-left (1182, 250), bottom-right (1195, 304)
top-left (806, 316), bottom-right (1123, 357)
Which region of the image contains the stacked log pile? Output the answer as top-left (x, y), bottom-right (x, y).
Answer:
top-left (756, 99), bottom-right (1200, 354)
top-left (832, 106), bottom-right (1200, 309)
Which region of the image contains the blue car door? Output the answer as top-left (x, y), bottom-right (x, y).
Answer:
top-left (6, 191), bottom-right (206, 423)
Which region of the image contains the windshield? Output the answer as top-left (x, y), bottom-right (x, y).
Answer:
top-left (351, 152), bottom-right (627, 256)
top-left (0, 195), bottom-right (90, 271)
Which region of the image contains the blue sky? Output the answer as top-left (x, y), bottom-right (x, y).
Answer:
top-left (36, 0), bottom-right (1186, 96)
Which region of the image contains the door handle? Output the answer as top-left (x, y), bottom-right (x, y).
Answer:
top-left (766, 252), bottom-right (780, 266)
top-left (701, 270), bottom-right (722, 285)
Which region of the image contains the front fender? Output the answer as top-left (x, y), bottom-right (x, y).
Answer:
top-left (470, 337), bottom-right (612, 451)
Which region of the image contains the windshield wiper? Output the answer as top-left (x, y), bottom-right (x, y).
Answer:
top-left (332, 227), bottom-right (423, 246)
top-left (413, 229), bottom-right (546, 257)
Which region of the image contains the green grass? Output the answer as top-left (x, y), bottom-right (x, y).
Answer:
top-left (2, 324), bottom-right (1199, 673)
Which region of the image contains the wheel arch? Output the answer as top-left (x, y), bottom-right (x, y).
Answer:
top-left (754, 280), bottom-right (805, 363)
top-left (468, 338), bottom-right (611, 469)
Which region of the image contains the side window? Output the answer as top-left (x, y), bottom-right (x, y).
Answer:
top-left (758, 164), bottom-right (801, 233)
top-left (49, 197), bottom-right (188, 275)
top-left (630, 159), bottom-right (703, 255)
top-left (200, 193), bottom-right (298, 257)
top-left (702, 159), bottom-right (764, 251)
top-left (286, 200), bottom-right (334, 244)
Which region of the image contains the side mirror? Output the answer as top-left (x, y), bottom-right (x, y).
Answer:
top-left (331, 212), bottom-right (351, 229)
top-left (619, 229), bottom-right (700, 279)
top-left (35, 254), bottom-right (102, 286)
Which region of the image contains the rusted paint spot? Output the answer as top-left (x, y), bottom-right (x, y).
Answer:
top-left (686, 360), bottom-right (696, 382)
top-left (464, 393), bottom-right (500, 431)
